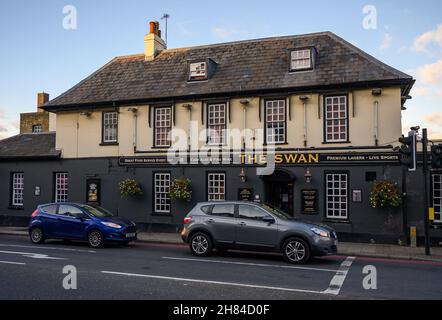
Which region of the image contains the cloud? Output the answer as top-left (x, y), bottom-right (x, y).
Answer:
top-left (380, 33), bottom-right (392, 50)
top-left (424, 112), bottom-right (442, 127)
top-left (411, 86), bottom-right (431, 97)
top-left (417, 60), bottom-right (442, 84)
top-left (413, 24), bottom-right (442, 54)
top-left (212, 27), bottom-right (248, 41)
top-left (0, 107), bottom-right (19, 140)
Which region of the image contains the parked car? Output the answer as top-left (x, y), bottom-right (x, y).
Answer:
top-left (29, 203), bottom-right (137, 248)
top-left (181, 202), bottom-right (338, 264)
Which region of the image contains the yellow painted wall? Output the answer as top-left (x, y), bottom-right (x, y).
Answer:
top-left (55, 87), bottom-right (403, 158)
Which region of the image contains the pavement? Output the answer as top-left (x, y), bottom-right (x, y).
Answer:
top-left (1, 234), bottom-right (442, 300)
top-left (1, 226), bottom-right (442, 262)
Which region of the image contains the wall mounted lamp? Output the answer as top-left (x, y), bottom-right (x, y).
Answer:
top-left (304, 168), bottom-right (312, 184)
top-left (79, 112), bottom-right (92, 117)
top-left (239, 168), bottom-right (247, 183)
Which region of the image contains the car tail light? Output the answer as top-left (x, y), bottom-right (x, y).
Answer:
top-left (31, 209), bottom-right (39, 217)
top-left (183, 216), bottom-right (192, 224)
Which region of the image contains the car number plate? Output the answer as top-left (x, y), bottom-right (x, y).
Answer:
top-left (126, 233), bottom-right (136, 238)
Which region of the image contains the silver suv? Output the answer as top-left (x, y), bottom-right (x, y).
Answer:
top-left (181, 202), bottom-right (338, 264)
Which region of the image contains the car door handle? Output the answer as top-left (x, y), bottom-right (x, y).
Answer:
top-left (238, 222), bottom-right (247, 227)
top-left (207, 219), bottom-right (215, 224)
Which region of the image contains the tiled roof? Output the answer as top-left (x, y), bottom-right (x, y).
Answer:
top-left (0, 133), bottom-right (60, 159)
top-left (44, 32), bottom-right (413, 109)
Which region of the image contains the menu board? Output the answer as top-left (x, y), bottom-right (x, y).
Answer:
top-left (301, 189), bottom-right (318, 214)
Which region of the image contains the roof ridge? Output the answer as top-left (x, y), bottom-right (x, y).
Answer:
top-left (160, 31), bottom-right (332, 52)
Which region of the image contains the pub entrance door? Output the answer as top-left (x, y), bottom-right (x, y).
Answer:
top-left (263, 170), bottom-right (294, 216)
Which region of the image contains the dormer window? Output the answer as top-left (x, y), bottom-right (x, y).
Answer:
top-left (189, 62), bottom-right (207, 81)
top-left (188, 59), bottom-right (217, 82)
top-left (290, 48), bottom-right (314, 71)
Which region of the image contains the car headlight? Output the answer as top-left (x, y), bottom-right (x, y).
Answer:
top-left (102, 222), bottom-right (122, 229)
top-left (311, 227), bottom-right (330, 238)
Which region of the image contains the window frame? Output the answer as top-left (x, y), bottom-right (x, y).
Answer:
top-left (207, 172), bottom-right (226, 202)
top-left (152, 172), bottom-right (171, 215)
top-left (101, 111), bottom-right (119, 145)
top-left (54, 172), bottom-right (69, 203)
top-left (188, 61), bottom-right (208, 81)
top-left (324, 171), bottom-right (349, 221)
top-left (153, 106), bottom-right (172, 148)
top-left (206, 102), bottom-right (227, 146)
top-left (11, 172), bottom-right (24, 208)
top-left (323, 94), bottom-right (350, 144)
top-left (289, 48), bottom-right (314, 72)
top-left (32, 124), bottom-right (43, 133)
top-left (264, 98), bottom-right (287, 145)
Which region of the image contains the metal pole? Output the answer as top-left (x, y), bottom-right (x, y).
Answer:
top-left (401, 166), bottom-right (408, 245)
top-left (423, 128), bottom-right (430, 255)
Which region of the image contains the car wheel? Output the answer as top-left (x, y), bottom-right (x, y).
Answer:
top-left (189, 233), bottom-right (212, 257)
top-left (30, 227), bottom-right (45, 244)
top-left (87, 230), bottom-right (104, 248)
top-left (282, 238), bottom-right (311, 264)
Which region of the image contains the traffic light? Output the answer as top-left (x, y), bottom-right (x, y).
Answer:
top-left (432, 144), bottom-right (442, 169)
top-left (399, 132), bottom-right (417, 171)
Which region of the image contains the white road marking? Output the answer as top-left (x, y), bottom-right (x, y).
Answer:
top-left (162, 256), bottom-right (338, 272)
top-left (0, 250), bottom-right (67, 260)
top-left (101, 271), bottom-right (325, 295)
top-left (0, 260), bottom-right (26, 265)
top-left (322, 256), bottom-right (355, 296)
top-left (0, 243), bottom-right (95, 253)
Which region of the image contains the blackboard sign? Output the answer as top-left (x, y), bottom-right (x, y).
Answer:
top-left (301, 189), bottom-right (318, 214)
top-left (238, 188), bottom-right (254, 201)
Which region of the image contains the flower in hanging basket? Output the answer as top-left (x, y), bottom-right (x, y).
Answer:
top-left (170, 178), bottom-right (192, 202)
top-left (119, 178), bottom-right (143, 198)
top-left (369, 180), bottom-right (401, 209)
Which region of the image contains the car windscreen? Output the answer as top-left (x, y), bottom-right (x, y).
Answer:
top-left (262, 204), bottom-right (292, 220)
top-left (80, 205), bottom-right (114, 218)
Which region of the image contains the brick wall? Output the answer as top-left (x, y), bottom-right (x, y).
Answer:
top-left (20, 112), bottom-right (50, 134)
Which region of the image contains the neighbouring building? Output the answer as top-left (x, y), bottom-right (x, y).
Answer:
top-left (19, 92), bottom-right (56, 133)
top-left (1, 21), bottom-right (440, 244)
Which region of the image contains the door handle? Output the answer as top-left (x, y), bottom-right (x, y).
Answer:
top-left (207, 219), bottom-right (215, 223)
top-left (238, 222), bottom-right (247, 227)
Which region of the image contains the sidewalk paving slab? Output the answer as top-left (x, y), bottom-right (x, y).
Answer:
top-left (1, 227), bottom-right (442, 262)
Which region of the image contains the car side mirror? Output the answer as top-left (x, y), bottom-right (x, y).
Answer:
top-left (262, 216), bottom-right (275, 224)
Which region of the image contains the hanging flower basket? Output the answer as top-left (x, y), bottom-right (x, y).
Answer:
top-left (369, 180), bottom-right (401, 209)
top-left (170, 178), bottom-right (192, 202)
top-left (119, 178), bottom-right (143, 198)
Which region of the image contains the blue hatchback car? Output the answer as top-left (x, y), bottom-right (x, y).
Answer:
top-left (29, 203), bottom-right (137, 248)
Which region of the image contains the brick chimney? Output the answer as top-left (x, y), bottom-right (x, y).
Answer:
top-left (37, 92), bottom-right (49, 112)
top-left (144, 21), bottom-right (166, 61)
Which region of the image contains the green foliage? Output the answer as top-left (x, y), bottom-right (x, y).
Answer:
top-left (170, 178), bottom-right (192, 202)
top-left (369, 180), bottom-right (401, 209)
top-left (119, 178), bottom-right (143, 198)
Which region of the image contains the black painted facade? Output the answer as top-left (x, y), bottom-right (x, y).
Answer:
top-left (1, 154), bottom-right (441, 244)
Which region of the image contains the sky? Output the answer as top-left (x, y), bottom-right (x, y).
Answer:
top-left (0, 0), bottom-right (441, 139)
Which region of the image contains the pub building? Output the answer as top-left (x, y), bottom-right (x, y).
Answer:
top-left (1, 21), bottom-right (440, 244)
